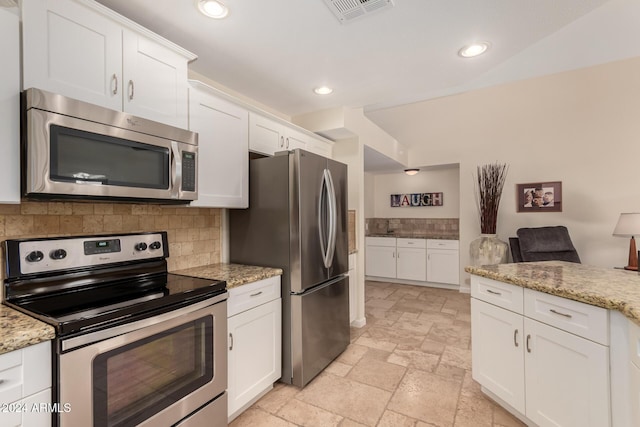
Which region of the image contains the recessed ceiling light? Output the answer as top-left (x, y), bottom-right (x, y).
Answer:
top-left (458, 42), bottom-right (490, 58)
top-left (197, 0), bottom-right (229, 19)
top-left (404, 169), bottom-right (419, 176)
top-left (313, 86), bottom-right (333, 95)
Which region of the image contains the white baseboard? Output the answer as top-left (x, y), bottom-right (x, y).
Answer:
top-left (350, 317), bottom-right (366, 328)
top-left (365, 276), bottom-right (459, 291)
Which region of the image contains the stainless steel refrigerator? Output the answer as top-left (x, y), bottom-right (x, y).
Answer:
top-left (229, 149), bottom-right (350, 388)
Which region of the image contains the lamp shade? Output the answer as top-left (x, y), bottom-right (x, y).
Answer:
top-left (613, 213), bottom-right (640, 237)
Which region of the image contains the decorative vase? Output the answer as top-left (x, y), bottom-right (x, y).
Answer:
top-left (469, 234), bottom-right (509, 266)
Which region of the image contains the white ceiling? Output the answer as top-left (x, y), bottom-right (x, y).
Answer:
top-left (96, 0), bottom-right (637, 171)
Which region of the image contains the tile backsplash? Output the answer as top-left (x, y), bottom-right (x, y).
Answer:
top-left (0, 202), bottom-right (221, 279)
top-left (365, 217), bottom-right (459, 239)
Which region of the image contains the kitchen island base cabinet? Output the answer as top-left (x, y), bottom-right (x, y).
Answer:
top-left (471, 275), bottom-right (611, 427)
top-left (227, 276), bottom-right (282, 422)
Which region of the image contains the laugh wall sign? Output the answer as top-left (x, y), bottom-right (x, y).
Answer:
top-left (390, 192), bottom-right (443, 207)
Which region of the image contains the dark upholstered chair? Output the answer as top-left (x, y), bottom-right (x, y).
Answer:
top-left (509, 226), bottom-right (581, 263)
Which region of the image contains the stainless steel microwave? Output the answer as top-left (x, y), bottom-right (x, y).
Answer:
top-left (22, 88), bottom-right (198, 203)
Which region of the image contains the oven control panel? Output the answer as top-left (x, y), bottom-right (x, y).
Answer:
top-left (10, 232), bottom-right (169, 276)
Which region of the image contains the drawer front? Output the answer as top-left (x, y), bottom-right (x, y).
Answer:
top-left (629, 319), bottom-right (640, 369)
top-left (471, 275), bottom-right (523, 314)
top-left (228, 276), bottom-right (281, 317)
top-left (396, 238), bottom-right (427, 249)
top-left (427, 239), bottom-right (459, 250)
top-left (365, 237), bottom-right (396, 247)
top-left (524, 288), bottom-right (608, 345)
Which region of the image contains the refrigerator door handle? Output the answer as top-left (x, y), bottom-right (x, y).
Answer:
top-left (325, 168), bottom-right (338, 267)
top-left (318, 169), bottom-right (331, 268)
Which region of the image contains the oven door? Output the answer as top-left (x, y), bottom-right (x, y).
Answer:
top-left (58, 295), bottom-right (226, 427)
top-left (25, 107), bottom-right (197, 202)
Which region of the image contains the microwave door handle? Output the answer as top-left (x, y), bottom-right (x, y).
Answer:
top-left (171, 141), bottom-right (182, 199)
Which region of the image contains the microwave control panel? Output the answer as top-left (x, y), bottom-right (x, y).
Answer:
top-left (182, 152), bottom-right (196, 192)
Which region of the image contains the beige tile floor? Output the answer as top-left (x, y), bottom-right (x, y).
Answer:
top-left (229, 281), bottom-right (526, 427)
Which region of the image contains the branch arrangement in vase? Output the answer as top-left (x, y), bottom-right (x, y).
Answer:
top-left (475, 163), bottom-right (508, 234)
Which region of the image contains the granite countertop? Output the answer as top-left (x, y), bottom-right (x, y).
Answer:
top-left (466, 261), bottom-right (640, 325)
top-left (0, 305), bottom-right (55, 355)
top-left (366, 233), bottom-right (459, 240)
top-left (172, 263), bottom-right (283, 289)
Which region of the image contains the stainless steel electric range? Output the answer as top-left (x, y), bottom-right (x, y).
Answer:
top-left (3, 231), bottom-right (227, 427)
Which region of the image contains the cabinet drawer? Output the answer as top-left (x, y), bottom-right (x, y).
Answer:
top-left (427, 239), bottom-right (459, 250)
top-left (0, 341), bottom-right (51, 405)
top-left (228, 276), bottom-right (281, 317)
top-left (524, 288), bottom-right (608, 345)
top-left (471, 275), bottom-right (523, 314)
top-left (396, 238), bottom-right (426, 249)
top-left (629, 319), bottom-right (640, 369)
top-left (365, 237), bottom-right (396, 247)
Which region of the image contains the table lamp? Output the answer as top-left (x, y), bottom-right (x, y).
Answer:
top-left (612, 213), bottom-right (640, 270)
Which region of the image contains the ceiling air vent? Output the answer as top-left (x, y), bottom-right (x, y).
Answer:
top-left (322, 0), bottom-right (395, 24)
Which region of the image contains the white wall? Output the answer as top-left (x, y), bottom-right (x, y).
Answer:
top-left (367, 166), bottom-right (460, 218)
top-left (404, 57), bottom-right (640, 286)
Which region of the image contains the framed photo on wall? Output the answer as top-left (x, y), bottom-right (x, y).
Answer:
top-left (517, 181), bottom-right (562, 213)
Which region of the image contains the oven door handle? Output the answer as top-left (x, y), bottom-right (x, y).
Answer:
top-left (62, 292), bottom-right (227, 352)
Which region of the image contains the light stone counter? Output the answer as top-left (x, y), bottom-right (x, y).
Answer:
top-left (0, 304), bottom-right (55, 355)
top-left (172, 263), bottom-right (283, 289)
top-left (465, 261), bottom-right (640, 325)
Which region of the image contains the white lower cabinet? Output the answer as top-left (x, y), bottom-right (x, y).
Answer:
top-left (227, 277), bottom-right (282, 422)
top-left (471, 275), bottom-right (610, 427)
top-left (0, 341), bottom-right (52, 427)
top-left (348, 253), bottom-right (357, 323)
top-left (396, 239), bottom-right (427, 281)
top-left (364, 237), bottom-right (396, 278)
top-left (426, 239), bottom-right (459, 285)
top-left (365, 237), bottom-right (459, 285)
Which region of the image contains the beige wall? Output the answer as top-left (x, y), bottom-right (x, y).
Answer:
top-left (365, 165), bottom-right (460, 219)
top-left (403, 57), bottom-right (640, 282)
top-left (0, 202), bottom-right (221, 279)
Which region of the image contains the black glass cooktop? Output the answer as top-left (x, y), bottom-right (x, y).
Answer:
top-left (5, 273), bottom-right (225, 337)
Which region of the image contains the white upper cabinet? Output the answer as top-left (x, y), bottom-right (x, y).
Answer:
top-left (22, 0), bottom-right (195, 128)
top-left (0, 7), bottom-right (20, 204)
top-left (188, 82), bottom-right (249, 208)
top-left (249, 112), bottom-right (333, 158)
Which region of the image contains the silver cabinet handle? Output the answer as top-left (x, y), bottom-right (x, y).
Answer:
top-left (250, 291), bottom-right (263, 297)
top-left (286, 137), bottom-right (290, 149)
top-left (487, 289), bottom-right (502, 296)
top-left (112, 74), bottom-right (118, 95)
top-left (549, 309), bottom-right (572, 318)
top-left (229, 333), bottom-right (233, 351)
top-left (128, 80), bottom-right (134, 100)
top-left (280, 136), bottom-right (285, 148)
top-left (526, 334), bottom-right (531, 353)
top-left (393, 251), bottom-right (395, 258)
top-left (514, 329), bottom-right (519, 347)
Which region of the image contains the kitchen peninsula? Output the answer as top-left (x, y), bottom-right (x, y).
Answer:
top-left (466, 261), bottom-right (640, 427)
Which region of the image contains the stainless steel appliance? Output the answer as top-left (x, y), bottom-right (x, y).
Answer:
top-left (22, 88), bottom-right (198, 203)
top-left (4, 232), bottom-right (227, 427)
top-left (229, 149), bottom-right (350, 388)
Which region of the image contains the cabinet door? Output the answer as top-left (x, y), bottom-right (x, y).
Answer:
top-left (305, 137), bottom-right (332, 158)
top-left (0, 8), bottom-right (20, 203)
top-left (348, 253), bottom-right (357, 323)
top-left (123, 30), bottom-right (189, 128)
top-left (427, 249), bottom-right (459, 285)
top-left (249, 113), bottom-right (284, 155)
top-left (471, 298), bottom-right (525, 414)
top-left (22, 0), bottom-right (122, 111)
top-left (365, 246), bottom-right (396, 278)
top-left (524, 317), bottom-right (610, 427)
top-left (396, 247), bottom-right (427, 281)
top-left (189, 86), bottom-right (248, 208)
top-left (631, 361), bottom-right (640, 426)
top-left (228, 298), bottom-right (282, 420)
top-left (283, 128), bottom-right (307, 151)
